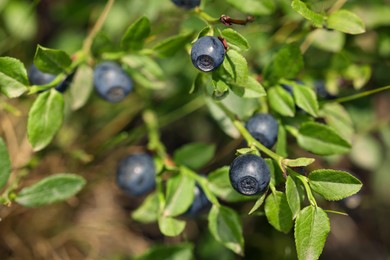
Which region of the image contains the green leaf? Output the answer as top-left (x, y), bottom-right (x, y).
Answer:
top-left (344, 64), bottom-right (371, 90)
top-left (206, 98), bottom-right (239, 138)
top-left (194, 26), bottom-right (214, 41)
top-left (320, 103), bottom-right (354, 143)
top-left (164, 171), bottom-right (196, 217)
top-left (327, 10), bottom-right (366, 35)
top-left (297, 122), bottom-right (351, 155)
top-left (27, 89), bottom-right (65, 151)
top-left (3, 1), bottom-right (37, 40)
top-left (295, 206), bottom-right (330, 260)
top-left (264, 191), bottom-right (293, 233)
top-left (291, 0), bottom-right (326, 28)
top-left (221, 28), bottom-right (249, 51)
top-left (286, 176), bottom-right (301, 219)
top-left (312, 29), bottom-right (345, 53)
top-left (0, 138), bottom-right (11, 189)
top-left (263, 44), bottom-right (304, 84)
top-left (220, 89), bottom-right (258, 119)
top-left (153, 32), bottom-right (193, 58)
top-left (34, 45), bottom-right (72, 74)
top-left (248, 191), bottom-right (268, 215)
top-left (132, 192), bottom-right (159, 224)
top-left (158, 216), bottom-right (186, 237)
top-left (291, 82), bottom-right (319, 117)
top-left (190, 73), bottom-right (208, 94)
top-left (70, 64), bottom-right (93, 110)
top-left (275, 124), bottom-right (287, 157)
top-left (134, 243), bottom-right (194, 260)
top-left (208, 205), bottom-right (244, 256)
top-left (226, 0), bottom-right (275, 15)
top-left (15, 174), bottom-right (86, 207)
top-left (223, 49), bottom-right (248, 85)
top-left (268, 86), bottom-right (295, 117)
top-left (173, 142), bottom-right (216, 170)
top-left (283, 157), bottom-right (315, 167)
top-left (207, 166), bottom-right (254, 202)
top-left (122, 54), bottom-right (165, 89)
top-left (0, 57), bottom-right (28, 98)
top-left (121, 16), bottom-right (151, 51)
top-left (231, 76), bottom-right (266, 98)
top-left (308, 169), bottom-right (362, 201)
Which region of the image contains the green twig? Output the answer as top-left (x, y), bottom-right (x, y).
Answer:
top-left (323, 85), bottom-right (390, 105)
top-left (82, 0), bottom-right (115, 56)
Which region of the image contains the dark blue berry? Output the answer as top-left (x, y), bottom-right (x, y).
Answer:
top-left (116, 153), bottom-right (156, 196)
top-left (172, 0), bottom-right (200, 9)
top-left (28, 64), bottom-right (72, 93)
top-left (191, 36), bottom-right (225, 72)
top-left (229, 154), bottom-right (270, 196)
top-left (93, 61), bottom-right (133, 103)
top-left (245, 113), bottom-right (279, 149)
top-left (28, 64), bottom-right (56, 85)
top-left (314, 81), bottom-right (336, 100)
top-left (184, 184), bottom-right (211, 217)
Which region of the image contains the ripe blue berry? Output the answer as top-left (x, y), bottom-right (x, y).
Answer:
top-left (314, 81), bottom-right (336, 100)
top-left (185, 184), bottom-right (211, 217)
top-left (28, 64), bottom-right (72, 93)
top-left (93, 61), bottom-right (133, 103)
top-left (171, 0), bottom-right (200, 9)
top-left (116, 153), bottom-right (156, 196)
top-left (229, 154), bottom-right (270, 196)
top-left (245, 113), bottom-right (279, 149)
top-left (191, 36), bottom-right (225, 72)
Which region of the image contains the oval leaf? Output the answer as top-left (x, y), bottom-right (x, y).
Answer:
top-left (291, 82), bottom-right (319, 117)
top-left (297, 122), bottom-right (351, 155)
top-left (132, 192), bottom-right (159, 224)
top-left (223, 49), bottom-right (248, 85)
top-left (285, 176), bottom-right (301, 219)
top-left (263, 44), bottom-right (304, 84)
top-left (15, 173), bottom-right (86, 207)
top-left (70, 64), bottom-right (93, 110)
top-left (158, 216), bottom-right (186, 237)
top-left (153, 32), bottom-right (193, 58)
top-left (164, 170), bottom-right (195, 217)
top-left (320, 103), bottom-right (354, 143)
top-left (283, 157), bottom-right (315, 167)
top-left (327, 9), bottom-right (365, 35)
top-left (27, 89), bottom-right (65, 151)
top-left (264, 191), bottom-right (293, 233)
top-left (208, 205), bottom-right (244, 256)
top-left (121, 16), bottom-right (151, 51)
top-left (0, 57), bottom-right (28, 98)
top-left (34, 45), bottom-right (71, 74)
top-left (268, 86), bottom-right (295, 117)
top-left (295, 206), bottom-right (330, 260)
top-left (291, 0), bottom-right (326, 28)
top-left (0, 137), bottom-right (11, 189)
top-left (173, 142), bottom-right (216, 170)
top-left (308, 169), bottom-right (362, 201)
top-left (221, 28), bottom-right (249, 51)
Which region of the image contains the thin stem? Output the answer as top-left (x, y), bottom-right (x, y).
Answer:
top-left (289, 169), bottom-right (317, 206)
top-left (82, 0), bottom-right (115, 55)
top-left (181, 166), bottom-right (220, 207)
top-left (143, 110), bottom-right (168, 160)
top-left (322, 85), bottom-right (390, 105)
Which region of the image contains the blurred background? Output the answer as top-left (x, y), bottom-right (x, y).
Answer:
top-left (0, 0), bottom-right (389, 259)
